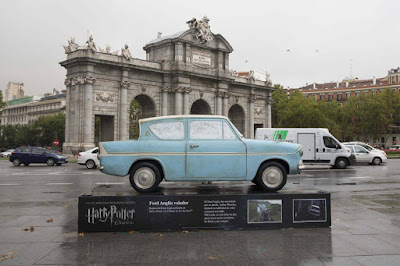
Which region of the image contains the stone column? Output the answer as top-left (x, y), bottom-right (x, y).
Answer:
top-left (64, 79), bottom-right (71, 143)
top-left (186, 44), bottom-right (192, 63)
top-left (175, 42), bottom-right (183, 62)
top-left (218, 51), bottom-right (224, 69)
top-left (249, 94), bottom-right (256, 139)
top-left (72, 77), bottom-right (81, 144)
top-left (161, 86), bottom-right (169, 116)
top-left (223, 92), bottom-right (229, 117)
top-left (174, 87), bottom-right (183, 115)
top-left (83, 76), bottom-right (96, 148)
top-left (183, 88), bottom-right (191, 115)
top-left (216, 91), bottom-right (223, 115)
top-left (266, 91), bottom-right (272, 128)
top-left (120, 79), bottom-right (130, 141)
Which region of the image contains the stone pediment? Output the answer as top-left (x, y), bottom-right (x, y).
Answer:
top-left (144, 29), bottom-right (233, 53)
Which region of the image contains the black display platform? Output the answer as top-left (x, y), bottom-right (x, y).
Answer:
top-left (78, 183), bottom-right (331, 232)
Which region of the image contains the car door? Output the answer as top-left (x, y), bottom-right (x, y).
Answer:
top-left (186, 119), bottom-right (246, 179)
top-left (91, 148), bottom-right (99, 165)
top-left (31, 148), bottom-right (46, 163)
top-left (353, 145), bottom-right (370, 162)
top-left (317, 136), bottom-right (340, 162)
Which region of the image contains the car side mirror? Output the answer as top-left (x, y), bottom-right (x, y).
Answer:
top-left (336, 144), bottom-right (341, 149)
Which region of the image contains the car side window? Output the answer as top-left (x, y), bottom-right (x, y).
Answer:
top-left (149, 122), bottom-right (184, 140)
top-left (346, 146), bottom-right (354, 152)
top-left (20, 148), bottom-right (30, 153)
top-left (92, 149), bottom-right (99, 154)
top-left (323, 136), bottom-right (338, 148)
top-left (31, 148), bottom-right (42, 154)
top-left (190, 121), bottom-right (222, 140)
top-left (223, 122), bottom-right (236, 140)
top-left (354, 146), bottom-right (368, 153)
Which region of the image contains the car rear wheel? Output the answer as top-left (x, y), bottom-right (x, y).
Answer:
top-left (13, 158), bottom-right (21, 166)
top-left (47, 158), bottom-right (55, 166)
top-left (372, 157), bottom-right (382, 165)
top-left (335, 158), bottom-right (348, 169)
top-left (86, 160), bottom-right (96, 169)
top-left (129, 162), bottom-right (162, 193)
top-left (256, 162), bottom-right (287, 192)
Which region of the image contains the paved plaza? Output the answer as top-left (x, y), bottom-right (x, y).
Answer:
top-left (0, 160), bottom-right (400, 265)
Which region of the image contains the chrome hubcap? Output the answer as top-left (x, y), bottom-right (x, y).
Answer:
top-left (262, 166), bottom-right (283, 188)
top-left (134, 167), bottom-right (156, 189)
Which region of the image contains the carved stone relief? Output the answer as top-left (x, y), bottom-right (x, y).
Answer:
top-left (94, 91), bottom-right (116, 103)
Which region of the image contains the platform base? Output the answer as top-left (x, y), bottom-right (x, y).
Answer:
top-left (78, 183), bottom-right (331, 232)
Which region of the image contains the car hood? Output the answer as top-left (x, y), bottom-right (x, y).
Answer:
top-left (243, 139), bottom-right (302, 154)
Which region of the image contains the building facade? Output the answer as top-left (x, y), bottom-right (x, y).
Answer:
top-left (293, 68), bottom-right (399, 101)
top-left (60, 17), bottom-right (274, 155)
top-left (0, 94), bottom-right (66, 126)
top-left (4, 82), bottom-right (25, 102)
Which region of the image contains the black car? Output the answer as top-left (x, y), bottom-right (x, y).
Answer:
top-left (9, 147), bottom-right (68, 166)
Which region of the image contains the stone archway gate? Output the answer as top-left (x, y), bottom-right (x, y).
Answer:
top-left (60, 17), bottom-right (274, 155)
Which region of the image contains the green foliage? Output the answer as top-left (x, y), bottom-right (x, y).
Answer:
top-left (0, 90), bottom-right (5, 112)
top-left (0, 113), bottom-right (65, 149)
top-left (272, 87), bottom-right (400, 142)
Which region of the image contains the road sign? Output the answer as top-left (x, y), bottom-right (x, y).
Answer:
top-left (53, 139), bottom-right (60, 146)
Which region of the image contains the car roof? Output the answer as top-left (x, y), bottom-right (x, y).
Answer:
top-left (140, 115), bottom-right (228, 123)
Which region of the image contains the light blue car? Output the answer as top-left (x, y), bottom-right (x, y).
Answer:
top-left (99, 115), bottom-right (304, 193)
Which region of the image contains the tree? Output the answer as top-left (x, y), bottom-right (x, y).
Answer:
top-left (34, 113), bottom-right (65, 148)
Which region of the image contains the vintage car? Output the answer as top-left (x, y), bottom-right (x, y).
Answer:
top-left (99, 115), bottom-right (304, 193)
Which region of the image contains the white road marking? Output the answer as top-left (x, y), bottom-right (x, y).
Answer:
top-left (302, 178), bottom-right (329, 181)
top-left (350, 176), bottom-right (372, 179)
top-left (46, 183), bottom-right (74, 185)
top-left (96, 182), bottom-right (125, 185)
top-left (0, 183), bottom-right (21, 186)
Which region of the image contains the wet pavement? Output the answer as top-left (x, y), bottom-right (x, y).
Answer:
top-left (0, 160), bottom-right (400, 265)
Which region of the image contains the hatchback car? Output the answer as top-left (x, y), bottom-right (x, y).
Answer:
top-left (344, 144), bottom-right (387, 165)
top-left (343, 142), bottom-right (386, 156)
top-left (9, 147), bottom-right (68, 166)
top-left (99, 115), bottom-right (304, 193)
top-left (77, 147), bottom-right (99, 169)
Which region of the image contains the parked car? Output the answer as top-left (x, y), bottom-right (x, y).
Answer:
top-left (0, 149), bottom-right (15, 158)
top-left (9, 147), bottom-right (68, 166)
top-left (77, 147), bottom-right (99, 169)
top-left (344, 144), bottom-right (387, 165)
top-left (389, 145), bottom-right (400, 150)
top-left (343, 142), bottom-right (387, 156)
top-left (99, 115), bottom-right (304, 193)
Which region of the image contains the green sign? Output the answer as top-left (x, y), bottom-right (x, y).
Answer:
top-left (273, 130), bottom-right (288, 140)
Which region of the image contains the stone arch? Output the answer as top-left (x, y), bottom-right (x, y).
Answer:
top-left (190, 99), bottom-right (212, 114)
top-left (188, 90), bottom-right (214, 114)
top-left (128, 94), bottom-right (156, 139)
top-left (228, 104), bottom-right (245, 134)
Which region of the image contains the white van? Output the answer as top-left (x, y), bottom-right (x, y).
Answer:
top-left (255, 128), bottom-right (355, 169)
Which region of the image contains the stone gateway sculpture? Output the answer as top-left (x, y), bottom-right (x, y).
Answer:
top-left (86, 35), bottom-right (97, 53)
top-left (121, 44), bottom-right (132, 60)
top-left (63, 37), bottom-right (79, 54)
top-left (186, 16), bottom-right (213, 43)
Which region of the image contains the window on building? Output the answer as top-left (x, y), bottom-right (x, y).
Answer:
top-left (355, 91), bottom-right (360, 97)
top-left (392, 76), bottom-right (396, 84)
top-left (372, 91), bottom-right (377, 97)
top-left (328, 94), bottom-right (333, 101)
top-left (320, 94), bottom-right (325, 100)
top-left (337, 94), bottom-right (342, 101)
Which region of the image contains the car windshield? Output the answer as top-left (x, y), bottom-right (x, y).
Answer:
top-left (359, 144), bottom-right (373, 151)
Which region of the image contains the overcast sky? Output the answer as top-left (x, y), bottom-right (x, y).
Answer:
top-left (0, 0), bottom-right (399, 96)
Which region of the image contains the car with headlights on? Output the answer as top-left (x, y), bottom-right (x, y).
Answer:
top-left (77, 147), bottom-right (99, 169)
top-left (9, 147), bottom-right (68, 166)
top-left (98, 115), bottom-right (304, 193)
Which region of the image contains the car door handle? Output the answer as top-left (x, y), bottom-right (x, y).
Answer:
top-left (190, 144), bottom-right (199, 148)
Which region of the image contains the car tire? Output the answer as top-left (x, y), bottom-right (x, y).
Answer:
top-left (256, 162), bottom-right (287, 192)
top-left (129, 162), bottom-right (162, 193)
top-left (335, 158), bottom-right (348, 169)
top-left (24, 163), bottom-right (29, 166)
top-left (47, 158), bottom-right (55, 166)
top-left (86, 160), bottom-right (96, 169)
top-left (372, 157), bottom-right (382, 165)
top-left (13, 158), bottom-right (21, 166)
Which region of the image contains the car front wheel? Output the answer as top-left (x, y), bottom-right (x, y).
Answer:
top-left (47, 158), bottom-right (55, 166)
top-left (129, 162), bottom-right (162, 193)
top-left (335, 158), bottom-right (348, 169)
top-left (13, 158), bottom-right (21, 166)
top-left (256, 162), bottom-right (287, 192)
top-left (86, 160), bottom-right (96, 169)
top-left (372, 157), bottom-right (382, 165)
